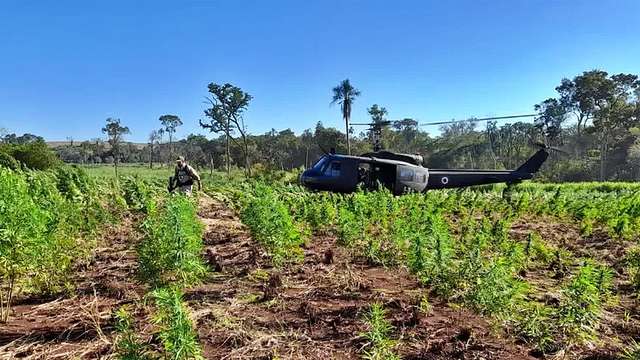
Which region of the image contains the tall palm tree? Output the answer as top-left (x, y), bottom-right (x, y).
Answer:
top-left (331, 79), bottom-right (361, 154)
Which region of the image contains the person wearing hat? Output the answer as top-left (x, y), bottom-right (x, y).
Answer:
top-left (169, 156), bottom-right (201, 195)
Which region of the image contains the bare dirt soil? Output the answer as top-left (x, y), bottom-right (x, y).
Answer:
top-left (6, 198), bottom-right (626, 359)
top-left (192, 196), bottom-right (535, 359)
top-left (511, 216), bottom-right (640, 359)
top-left (0, 215), bottom-right (143, 360)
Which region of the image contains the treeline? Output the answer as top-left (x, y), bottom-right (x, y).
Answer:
top-left (0, 133), bottom-right (60, 170)
top-left (49, 123), bottom-right (382, 170)
top-left (4, 69), bottom-right (639, 182)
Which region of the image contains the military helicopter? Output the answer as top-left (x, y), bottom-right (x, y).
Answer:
top-left (300, 114), bottom-right (556, 195)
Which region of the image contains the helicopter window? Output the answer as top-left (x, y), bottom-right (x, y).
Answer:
top-left (312, 156), bottom-right (328, 171)
top-left (399, 168), bottom-right (415, 181)
top-left (324, 161), bottom-right (341, 177)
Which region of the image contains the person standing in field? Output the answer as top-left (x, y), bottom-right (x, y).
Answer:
top-left (169, 156), bottom-right (201, 195)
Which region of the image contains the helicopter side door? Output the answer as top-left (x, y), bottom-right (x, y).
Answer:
top-left (368, 162), bottom-right (397, 193)
top-left (320, 157), bottom-right (358, 193)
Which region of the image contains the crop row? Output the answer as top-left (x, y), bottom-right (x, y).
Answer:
top-left (112, 177), bottom-right (206, 360)
top-left (219, 180), bottom-right (639, 356)
top-left (0, 166), bottom-right (108, 322)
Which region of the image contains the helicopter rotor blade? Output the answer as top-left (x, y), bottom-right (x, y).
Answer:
top-left (419, 114), bottom-right (537, 126)
top-left (351, 120), bottom-right (395, 126)
top-left (351, 114), bottom-right (538, 128)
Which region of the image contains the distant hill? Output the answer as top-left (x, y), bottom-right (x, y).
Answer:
top-left (46, 141), bottom-right (147, 149)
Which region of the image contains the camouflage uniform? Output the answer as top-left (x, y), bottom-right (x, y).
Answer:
top-left (173, 163), bottom-right (200, 195)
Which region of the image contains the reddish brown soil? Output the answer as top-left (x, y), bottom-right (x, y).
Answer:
top-left (511, 216), bottom-right (640, 359)
top-left (7, 199), bottom-right (628, 359)
top-left (511, 215), bottom-right (634, 268)
top-left (191, 196), bottom-right (535, 359)
top-left (0, 215), bottom-right (143, 359)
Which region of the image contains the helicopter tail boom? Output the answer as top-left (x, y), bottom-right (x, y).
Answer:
top-left (426, 170), bottom-right (532, 189)
top-left (516, 148), bottom-right (549, 174)
top-left (425, 148), bottom-right (549, 190)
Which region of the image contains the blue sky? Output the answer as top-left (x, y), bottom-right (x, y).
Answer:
top-left (1, 0), bottom-right (639, 142)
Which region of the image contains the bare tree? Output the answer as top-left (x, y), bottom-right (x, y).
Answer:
top-left (101, 118), bottom-right (130, 177)
top-left (148, 130), bottom-right (162, 168)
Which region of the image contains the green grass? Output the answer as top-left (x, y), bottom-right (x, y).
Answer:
top-left (81, 163), bottom-right (173, 181)
top-left (81, 164), bottom-right (246, 197)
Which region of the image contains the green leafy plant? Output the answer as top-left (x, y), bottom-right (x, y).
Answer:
top-left (114, 306), bottom-right (151, 360)
top-left (625, 247), bottom-right (640, 291)
top-left (138, 195), bottom-right (207, 288)
top-left (151, 287), bottom-right (203, 360)
top-left (513, 302), bottom-right (555, 353)
top-left (524, 232), bottom-right (553, 265)
top-left (120, 175), bottom-right (156, 213)
top-left (361, 303), bottom-right (400, 360)
top-left (411, 211), bottom-right (455, 296)
top-left (238, 183), bottom-right (305, 266)
top-left (463, 257), bottom-right (526, 316)
top-left (0, 166), bottom-right (104, 322)
top-left (558, 262), bottom-right (611, 343)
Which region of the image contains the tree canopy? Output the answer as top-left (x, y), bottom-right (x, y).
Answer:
top-left (43, 69), bottom-right (640, 182)
top-left (331, 79), bottom-right (361, 155)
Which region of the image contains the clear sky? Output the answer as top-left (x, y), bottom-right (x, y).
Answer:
top-left (1, 0), bottom-right (639, 142)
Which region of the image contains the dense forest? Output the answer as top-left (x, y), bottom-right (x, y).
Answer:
top-left (2, 69), bottom-right (639, 182)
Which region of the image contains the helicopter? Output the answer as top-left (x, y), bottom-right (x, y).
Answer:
top-left (300, 114), bottom-right (556, 195)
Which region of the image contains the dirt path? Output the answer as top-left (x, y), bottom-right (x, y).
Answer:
top-left (192, 195), bottom-right (535, 359)
top-left (0, 215), bottom-right (143, 359)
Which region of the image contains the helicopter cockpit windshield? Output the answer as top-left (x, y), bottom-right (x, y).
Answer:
top-left (310, 156), bottom-right (342, 177)
top-left (311, 156), bottom-right (329, 171)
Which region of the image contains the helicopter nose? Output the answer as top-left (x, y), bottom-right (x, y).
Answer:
top-left (300, 169), bottom-right (317, 186)
top-left (300, 170), bottom-right (309, 185)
